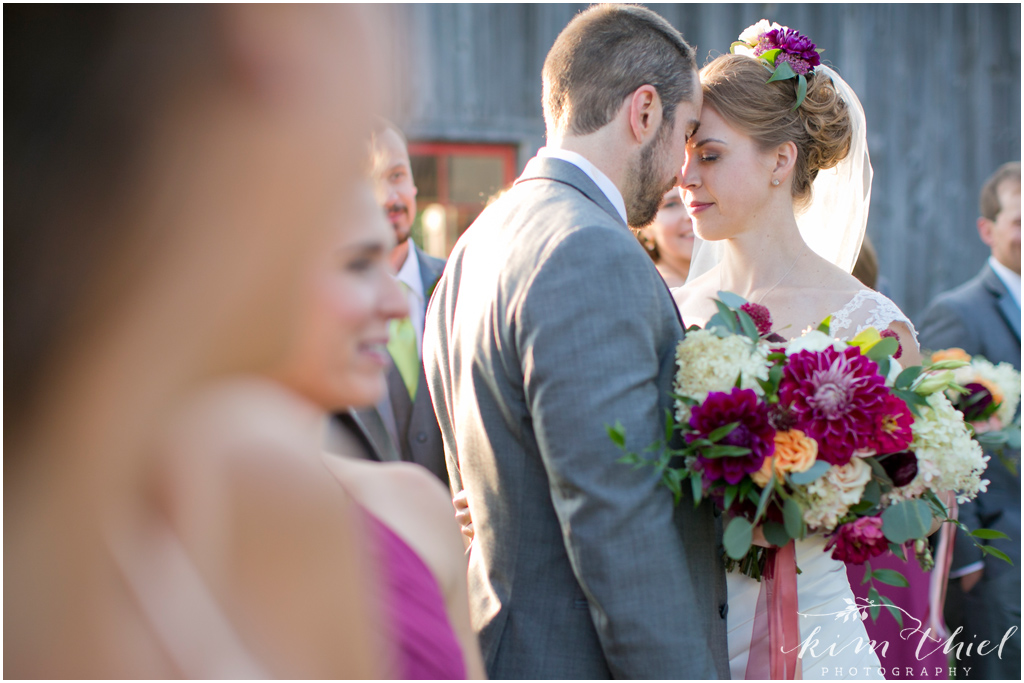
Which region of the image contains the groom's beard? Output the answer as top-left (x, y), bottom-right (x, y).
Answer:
top-left (625, 123), bottom-right (677, 229)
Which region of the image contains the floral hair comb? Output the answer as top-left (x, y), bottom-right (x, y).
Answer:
top-left (731, 20), bottom-right (823, 110)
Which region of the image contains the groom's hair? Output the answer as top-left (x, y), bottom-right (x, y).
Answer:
top-left (542, 4), bottom-right (696, 138)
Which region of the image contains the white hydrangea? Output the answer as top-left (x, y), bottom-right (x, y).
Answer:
top-left (890, 392), bottom-right (990, 504)
top-left (954, 357), bottom-right (1022, 427)
top-left (798, 459), bottom-right (871, 531)
top-left (673, 329), bottom-right (770, 423)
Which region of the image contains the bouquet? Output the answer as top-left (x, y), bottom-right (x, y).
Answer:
top-left (610, 293), bottom-right (1007, 583)
top-left (929, 347), bottom-right (1022, 466)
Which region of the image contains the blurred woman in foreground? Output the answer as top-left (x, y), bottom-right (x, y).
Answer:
top-left (6, 5), bottom-right (383, 676)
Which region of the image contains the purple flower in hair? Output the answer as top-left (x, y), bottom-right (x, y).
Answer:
top-left (756, 28), bottom-right (822, 75)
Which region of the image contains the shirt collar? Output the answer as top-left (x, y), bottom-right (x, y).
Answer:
top-left (537, 147), bottom-right (628, 225)
top-left (396, 242), bottom-right (424, 301)
top-left (989, 256), bottom-right (1021, 308)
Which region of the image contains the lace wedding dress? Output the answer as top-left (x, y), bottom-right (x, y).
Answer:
top-left (684, 288), bottom-right (919, 681)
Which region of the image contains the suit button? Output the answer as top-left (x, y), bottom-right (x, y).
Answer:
top-left (719, 603), bottom-right (729, 619)
top-left (416, 432), bottom-right (427, 443)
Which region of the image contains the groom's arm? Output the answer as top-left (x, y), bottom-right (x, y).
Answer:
top-left (516, 226), bottom-right (720, 679)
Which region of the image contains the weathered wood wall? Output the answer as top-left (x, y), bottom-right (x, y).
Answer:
top-left (382, 3), bottom-right (1021, 319)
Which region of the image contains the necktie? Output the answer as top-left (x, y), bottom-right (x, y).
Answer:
top-left (387, 285), bottom-right (419, 398)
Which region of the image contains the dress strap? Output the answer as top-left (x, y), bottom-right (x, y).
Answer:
top-left (107, 522), bottom-right (269, 679)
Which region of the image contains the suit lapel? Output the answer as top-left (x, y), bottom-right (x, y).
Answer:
top-left (515, 156), bottom-right (628, 229)
top-left (982, 265), bottom-right (1022, 342)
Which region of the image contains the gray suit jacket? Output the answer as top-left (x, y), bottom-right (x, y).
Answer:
top-left (918, 263), bottom-right (1020, 574)
top-left (352, 244), bottom-right (449, 485)
top-left (423, 156), bottom-right (729, 679)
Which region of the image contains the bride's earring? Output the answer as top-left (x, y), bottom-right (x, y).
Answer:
top-left (772, 178), bottom-right (780, 186)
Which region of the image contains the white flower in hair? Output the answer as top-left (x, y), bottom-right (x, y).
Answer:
top-left (736, 19), bottom-right (783, 50)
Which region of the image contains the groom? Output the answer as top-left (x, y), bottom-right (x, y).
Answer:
top-left (423, 5), bottom-right (729, 679)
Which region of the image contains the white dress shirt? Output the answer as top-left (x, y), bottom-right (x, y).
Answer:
top-left (536, 146), bottom-right (628, 226)
top-left (988, 255), bottom-right (1021, 309)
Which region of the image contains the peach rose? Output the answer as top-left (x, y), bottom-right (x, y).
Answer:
top-left (931, 348), bottom-right (971, 364)
top-left (751, 429), bottom-right (818, 487)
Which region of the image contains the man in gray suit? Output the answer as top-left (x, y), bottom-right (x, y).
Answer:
top-left (345, 121), bottom-right (449, 484)
top-left (918, 161), bottom-right (1020, 680)
top-left (423, 5), bottom-right (728, 678)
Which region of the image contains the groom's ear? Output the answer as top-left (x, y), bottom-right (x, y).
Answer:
top-left (772, 140), bottom-right (799, 181)
top-left (627, 85), bottom-right (663, 145)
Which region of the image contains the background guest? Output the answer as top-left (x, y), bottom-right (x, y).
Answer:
top-left (918, 161), bottom-right (1021, 681)
top-left (6, 5), bottom-right (383, 677)
top-left (268, 182), bottom-right (485, 679)
top-left (637, 187), bottom-right (695, 288)
top-left (334, 120), bottom-right (450, 485)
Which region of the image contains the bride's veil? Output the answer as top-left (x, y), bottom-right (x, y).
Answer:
top-left (685, 64), bottom-right (873, 282)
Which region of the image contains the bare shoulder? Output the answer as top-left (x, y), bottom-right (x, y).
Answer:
top-left (672, 266), bottom-right (721, 323)
top-left (320, 455), bottom-right (464, 593)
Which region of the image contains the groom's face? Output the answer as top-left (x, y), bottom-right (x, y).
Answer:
top-left (625, 91), bottom-right (701, 229)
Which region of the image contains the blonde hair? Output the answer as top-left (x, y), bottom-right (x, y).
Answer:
top-left (700, 54), bottom-right (852, 210)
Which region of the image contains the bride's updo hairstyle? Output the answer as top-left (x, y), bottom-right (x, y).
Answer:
top-left (700, 54), bottom-right (852, 211)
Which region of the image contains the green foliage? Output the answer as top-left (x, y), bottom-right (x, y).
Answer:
top-left (880, 499), bottom-right (932, 544)
top-left (724, 516), bottom-right (753, 560)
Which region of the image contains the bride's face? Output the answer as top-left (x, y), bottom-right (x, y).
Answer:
top-left (680, 106), bottom-right (777, 242)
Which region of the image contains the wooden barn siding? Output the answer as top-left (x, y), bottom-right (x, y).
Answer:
top-left (384, 3), bottom-right (1021, 319)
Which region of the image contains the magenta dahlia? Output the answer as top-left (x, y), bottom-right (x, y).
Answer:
top-left (867, 393), bottom-right (914, 454)
top-left (687, 388), bottom-right (775, 485)
top-left (778, 346), bottom-right (890, 466)
top-left (825, 516), bottom-right (889, 564)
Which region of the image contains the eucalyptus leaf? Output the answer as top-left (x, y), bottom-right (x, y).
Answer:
top-left (691, 472), bottom-right (703, 508)
top-left (736, 310), bottom-right (760, 340)
top-left (783, 497), bottom-right (805, 539)
top-left (724, 516), bottom-right (754, 560)
top-left (894, 366), bottom-right (924, 390)
top-left (788, 460), bottom-right (831, 485)
top-left (717, 291), bottom-right (748, 308)
top-left (763, 520), bottom-right (791, 547)
top-left (862, 479), bottom-right (882, 506)
top-left (881, 499), bottom-right (932, 544)
top-left (866, 337), bottom-right (899, 362)
top-left (875, 357), bottom-right (891, 380)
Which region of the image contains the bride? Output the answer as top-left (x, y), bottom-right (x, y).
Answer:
top-left (673, 25), bottom-right (920, 680)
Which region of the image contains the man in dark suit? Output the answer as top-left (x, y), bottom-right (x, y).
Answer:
top-left (918, 161), bottom-right (1020, 680)
top-left (422, 5), bottom-right (728, 679)
top-left (339, 121), bottom-right (449, 485)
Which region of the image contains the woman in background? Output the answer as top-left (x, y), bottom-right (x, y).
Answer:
top-left (6, 5), bottom-right (384, 677)
top-left (637, 187), bottom-right (696, 288)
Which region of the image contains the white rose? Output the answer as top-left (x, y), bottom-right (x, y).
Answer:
top-left (737, 19), bottom-right (782, 45)
top-left (825, 458), bottom-right (872, 505)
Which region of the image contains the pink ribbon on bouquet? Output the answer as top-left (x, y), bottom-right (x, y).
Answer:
top-left (745, 541), bottom-right (801, 680)
top-left (927, 499), bottom-right (958, 639)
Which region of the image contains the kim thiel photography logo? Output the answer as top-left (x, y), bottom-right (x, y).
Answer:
top-left (788, 597), bottom-right (1018, 679)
